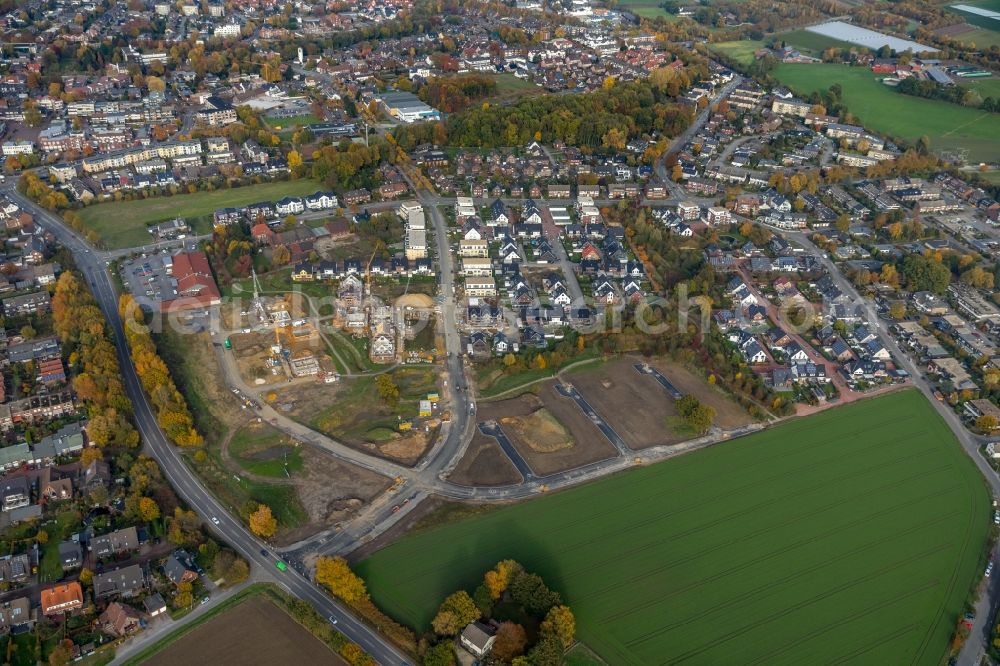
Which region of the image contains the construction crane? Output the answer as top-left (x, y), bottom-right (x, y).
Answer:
top-left (364, 244), bottom-right (382, 299)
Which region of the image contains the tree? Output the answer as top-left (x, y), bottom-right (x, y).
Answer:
top-left (432, 591), bottom-right (480, 636)
top-left (601, 127), bottom-right (626, 152)
top-left (288, 150), bottom-right (303, 171)
top-left (271, 244), bottom-right (291, 266)
top-left (174, 581), bottom-right (193, 609)
top-left (509, 571), bottom-right (561, 615)
top-left (889, 301), bottom-right (906, 320)
top-left (976, 415), bottom-right (998, 431)
top-left (315, 556), bottom-right (367, 603)
top-left (227, 557), bottom-right (250, 584)
top-left (138, 496), bottom-right (161, 522)
top-left (36, 530), bottom-right (48, 545)
top-left (540, 605), bottom-right (576, 649)
top-left (834, 214), bottom-right (850, 233)
top-left (675, 394), bottom-right (700, 418)
top-left (526, 634), bottom-right (565, 666)
top-left (375, 374), bottom-right (401, 407)
top-left (248, 504), bottom-right (277, 538)
top-left (492, 622), bottom-right (528, 661)
top-left (422, 641), bottom-right (455, 666)
top-left (685, 403), bottom-right (715, 434)
top-left (19, 325), bottom-right (35, 339)
top-left (484, 559), bottom-right (523, 600)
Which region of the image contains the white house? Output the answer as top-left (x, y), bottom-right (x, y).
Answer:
top-left (305, 191), bottom-right (338, 211)
top-left (275, 197), bottom-right (305, 216)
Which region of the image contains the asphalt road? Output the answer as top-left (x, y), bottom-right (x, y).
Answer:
top-left (7, 186), bottom-right (413, 666)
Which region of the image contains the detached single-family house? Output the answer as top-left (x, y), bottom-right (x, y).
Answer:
top-left (460, 622), bottom-right (497, 658)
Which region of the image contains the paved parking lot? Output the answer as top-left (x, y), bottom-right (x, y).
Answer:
top-left (120, 251), bottom-right (177, 308)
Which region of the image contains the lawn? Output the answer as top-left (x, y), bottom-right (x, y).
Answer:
top-left (228, 422), bottom-right (304, 478)
top-left (772, 63), bottom-right (1000, 162)
top-left (357, 390), bottom-right (991, 665)
top-left (709, 40), bottom-right (767, 66)
top-left (76, 179), bottom-right (324, 249)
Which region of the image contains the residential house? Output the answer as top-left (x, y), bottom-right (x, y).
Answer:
top-left (90, 526), bottom-right (140, 558)
top-left (162, 554), bottom-right (198, 586)
top-left (0, 478), bottom-right (30, 512)
top-left (58, 541), bottom-right (82, 570)
top-left (93, 564), bottom-right (146, 599)
top-left (99, 603), bottom-right (143, 638)
top-left (40, 582), bottom-right (83, 616)
top-left (0, 597), bottom-right (31, 634)
top-left (460, 622), bottom-right (497, 658)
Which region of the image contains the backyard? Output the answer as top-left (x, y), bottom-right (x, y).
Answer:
top-left (357, 390), bottom-right (990, 665)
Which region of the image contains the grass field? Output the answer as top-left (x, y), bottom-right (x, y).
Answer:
top-left (772, 64), bottom-right (1000, 162)
top-left (709, 40), bottom-right (767, 66)
top-left (357, 390), bottom-right (991, 665)
top-left (77, 179), bottom-right (323, 249)
top-left (491, 73), bottom-right (544, 99)
top-left (964, 77), bottom-right (1000, 99)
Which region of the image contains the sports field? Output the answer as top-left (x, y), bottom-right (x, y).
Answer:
top-left (77, 179), bottom-right (324, 249)
top-left (358, 390), bottom-right (990, 665)
top-left (772, 64), bottom-right (1000, 162)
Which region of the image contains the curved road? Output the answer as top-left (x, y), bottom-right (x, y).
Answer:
top-left (6, 186), bottom-right (412, 666)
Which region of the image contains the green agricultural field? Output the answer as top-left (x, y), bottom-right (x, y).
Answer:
top-left (709, 40), bottom-right (767, 66)
top-left (77, 179), bottom-right (324, 249)
top-left (358, 390), bottom-right (990, 665)
top-left (772, 63), bottom-right (1000, 162)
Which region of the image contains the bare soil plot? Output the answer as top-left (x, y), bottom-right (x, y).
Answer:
top-left (448, 433), bottom-right (523, 487)
top-left (274, 367), bottom-right (439, 466)
top-left (281, 447), bottom-right (393, 545)
top-left (647, 359), bottom-right (754, 429)
top-left (231, 331), bottom-right (287, 386)
top-left (144, 595), bottom-right (345, 666)
top-left (479, 390), bottom-right (617, 476)
top-left (569, 360), bottom-right (685, 449)
top-left (501, 408), bottom-right (572, 452)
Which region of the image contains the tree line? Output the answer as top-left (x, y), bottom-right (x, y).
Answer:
top-left (118, 295), bottom-right (203, 447)
top-left (52, 272), bottom-right (139, 458)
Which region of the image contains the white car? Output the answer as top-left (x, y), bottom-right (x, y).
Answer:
top-left (328, 615), bottom-right (338, 625)
top-left (987, 562), bottom-right (994, 577)
top-left (211, 516), bottom-right (220, 525)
